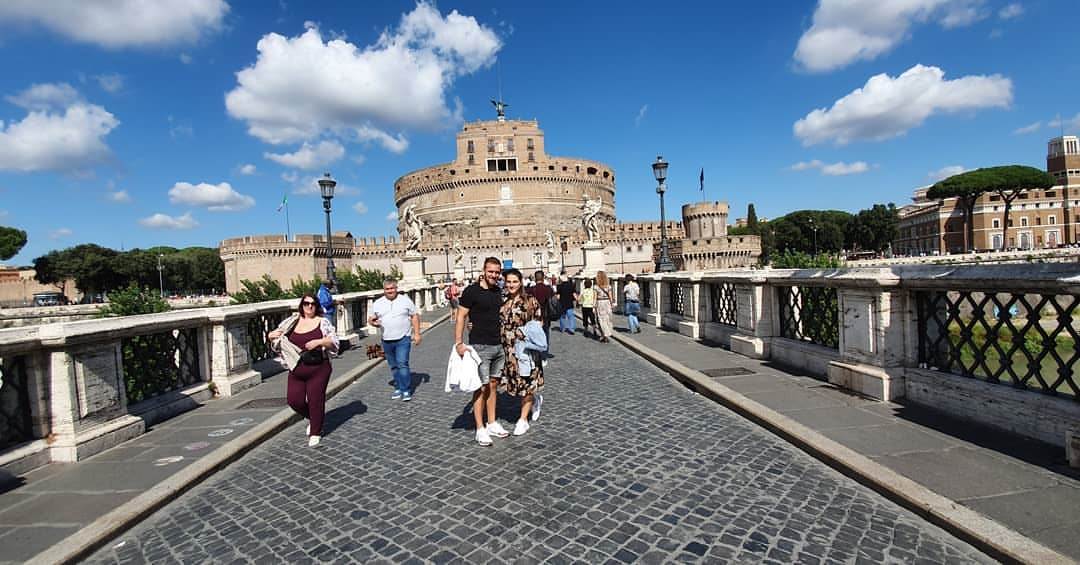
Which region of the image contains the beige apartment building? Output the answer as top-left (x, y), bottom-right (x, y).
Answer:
top-left (895, 136), bottom-right (1080, 255)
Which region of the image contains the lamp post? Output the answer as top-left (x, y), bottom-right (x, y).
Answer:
top-left (318, 172), bottom-right (337, 288)
top-left (809, 217), bottom-right (818, 256)
top-left (652, 155), bottom-right (675, 272)
top-left (618, 224), bottom-right (626, 275)
top-left (559, 236), bottom-right (568, 273)
top-left (443, 243), bottom-right (450, 281)
top-left (157, 253), bottom-right (164, 298)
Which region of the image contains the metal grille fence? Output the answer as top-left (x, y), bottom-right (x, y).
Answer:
top-left (710, 282), bottom-right (737, 326)
top-left (350, 299), bottom-right (367, 334)
top-left (0, 355), bottom-right (32, 449)
top-left (248, 312), bottom-right (288, 363)
top-left (641, 282), bottom-right (652, 309)
top-left (669, 283), bottom-right (690, 316)
top-left (917, 289), bottom-right (1079, 400)
top-left (777, 285), bottom-right (839, 349)
top-left (122, 327), bottom-right (202, 404)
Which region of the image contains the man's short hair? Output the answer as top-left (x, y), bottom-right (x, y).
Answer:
top-left (533, 270), bottom-right (545, 280)
top-left (383, 278), bottom-right (398, 288)
top-left (483, 256), bottom-right (501, 269)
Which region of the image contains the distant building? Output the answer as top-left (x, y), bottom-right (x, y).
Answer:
top-left (894, 136), bottom-right (1079, 255)
top-left (0, 267), bottom-right (80, 307)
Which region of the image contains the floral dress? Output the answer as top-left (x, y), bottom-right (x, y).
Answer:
top-left (500, 293), bottom-right (545, 396)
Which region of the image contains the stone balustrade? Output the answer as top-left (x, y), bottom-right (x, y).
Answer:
top-left (628, 265), bottom-right (1080, 454)
top-left (0, 284), bottom-right (441, 473)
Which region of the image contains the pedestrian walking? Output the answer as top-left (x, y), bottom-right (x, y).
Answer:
top-left (500, 269), bottom-right (545, 436)
top-left (317, 282), bottom-right (336, 326)
top-left (579, 279), bottom-right (597, 337)
top-left (369, 279), bottom-right (422, 401)
top-left (456, 256), bottom-right (511, 446)
top-left (594, 270), bottom-right (614, 343)
top-left (556, 273), bottom-right (578, 334)
top-left (446, 277), bottom-right (462, 311)
top-left (623, 274), bottom-right (642, 333)
top-left (269, 294), bottom-right (340, 447)
top-left (526, 269), bottom-right (554, 349)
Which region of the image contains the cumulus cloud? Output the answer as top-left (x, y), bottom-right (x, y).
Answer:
top-left (1013, 121), bottom-right (1041, 135)
top-left (225, 2), bottom-right (501, 148)
top-left (352, 201), bottom-right (369, 214)
top-left (928, 165), bottom-right (968, 181)
top-left (794, 0), bottom-right (986, 73)
top-left (0, 87), bottom-right (119, 172)
top-left (168, 181), bottom-right (255, 211)
top-left (49, 227), bottom-right (72, 239)
top-left (239, 163), bottom-right (257, 175)
top-left (140, 212), bottom-right (198, 230)
top-left (790, 159), bottom-right (871, 175)
top-left (793, 64), bottom-right (1012, 146)
top-left (107, 189), bottom-right (131, 202)
top-left (0, 0), bottom-right (228, 49)
top-left (265, 140), bottom-right (345, 169)
top-left (6, 82), bottom-right (81, 111)
top-left (998, 3), bottom-right (1023, 19)
top-left (94, 73), bottom-right (124, 93)
top-left (634, 104), bottom-right (648, 127)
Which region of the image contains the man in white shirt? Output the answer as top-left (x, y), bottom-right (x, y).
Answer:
top-left (369, 279), bottom-right (422, 401)
top-left (623, 274), bottom-right (642, 333)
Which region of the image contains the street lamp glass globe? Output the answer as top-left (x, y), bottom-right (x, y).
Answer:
top-left (318, 172), bottom-right (336, 199)
top-left (651, 155), bottom-right (668, 183)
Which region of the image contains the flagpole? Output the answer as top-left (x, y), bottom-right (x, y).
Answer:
top-left (285, 199), bottom-right (291, 241)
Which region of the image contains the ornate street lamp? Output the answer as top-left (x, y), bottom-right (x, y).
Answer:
top-left (318, 172), bottom-right (337, 288)
top-left (652, 155), bottom-right (675, 272)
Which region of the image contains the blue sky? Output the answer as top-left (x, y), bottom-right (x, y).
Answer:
top-left (0, 0), bottom-right (1077, 265)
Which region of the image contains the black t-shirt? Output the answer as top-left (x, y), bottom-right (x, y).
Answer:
top-left (557, 280), bottom-right (576, 309)
top-left (459, 282), bottom-right (503, 345)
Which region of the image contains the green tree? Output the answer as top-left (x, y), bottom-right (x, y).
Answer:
top-left (771, 249), bottom-right (843, 268)
top-left (770, 210), bottom-right (852, 255)
top-left (960, 166), bottom-right (1052, 250)
top-left (746, 203), bottom-right (758, 233)
top-left (32, 250), bottom-right (71, 294)
top-left (98, 283), bottom-right (170, 317)
top-left (0, 226), bottom-right (27, 261)
top-left (847, 203), bottom-right (899, 253)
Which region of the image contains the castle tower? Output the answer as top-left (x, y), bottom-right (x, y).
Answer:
top-left (681, 202), bottom-right (729, 239)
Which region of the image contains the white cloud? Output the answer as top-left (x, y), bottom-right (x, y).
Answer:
top-left (48, 227), bottom-right (72, 239)
top-left (635, 104), bottom-right (648, 127)
top-left (287, 174), bottom-right (358, 196)
top-left (353, 201), bottom-right (369, 214)
top-left (179, 53), bottom-right (194, 65)
top-left (0, 0), bottom-right (228, 49)
top-left (998, 3), bottom-right (1023, 19)
top-left (168, 115), bottom-right (194, 138)
top-left (168, 182), bottom-right (255, 211)
top-left (351, 154), bottom-right (367, 166)
top-left (386, 210), bottom-right (398, 221)
top-left (928, 165), bottom-right (968, 181)
top-left (239, 163), bottom-right (257, 175)
top-left (790, 159), bottom-right (871, 175)
top-left (5, 82), bottom-right (81, 111)
top-left (793, 64), bottom-right (1012, 146)
top-left (1048, 113), bottom-right (1080, 131)
top-left (265, 140), bottom-right (345, 169)
top-left (139, 212), bottom-right (198, 230)
top-left (794, 0), bottom-right (986, 73)
top-left (1013, 121), bottom-right (1041, 135)
top-left (0, 96), bottom-right (119, 172)
top-left (225, 2), bottom-right (501, 148)
top-left (94, 73), bottom-right (124, 93)
top-left (107, 189), bottom-right (131, 203)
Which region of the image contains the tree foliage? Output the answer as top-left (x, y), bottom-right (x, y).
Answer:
top-left (230, 265), bottom-right (404, 304)
top-left (846, 203), bottom-right (899, 253)
top-left (0, 226), bottom-right (27, 261)
top-left (32, 245), bottom-right (225, 297)
top-left (746, 203), bottom-right (758, 232)
top-left (98, 283), bottom-right (170, 317)
top-left (770, 250), bottom-right (844, 269)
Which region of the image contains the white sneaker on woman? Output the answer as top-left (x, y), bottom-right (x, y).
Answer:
top-left (308, 435), bottom-right (321, 447)
top-left (531, 394), bottom-right (543, 421)
top-left (513, 419), bottom-right (530, 436)
top-left (486, 421), bottom-right (510, 438)
top-left (476, 428), bottom-right (493, 447)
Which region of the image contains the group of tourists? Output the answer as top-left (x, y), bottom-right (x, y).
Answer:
top-left (268, 260), bottom-right (645, 448)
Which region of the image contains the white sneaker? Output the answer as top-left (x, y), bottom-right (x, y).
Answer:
top-left (308, 435), bottom-right (321, 447)
top-left (306, 423), bottom-right (310, 436)
top-left (476, 428), bottom-right (493, 447)
top-left (513, 419), bottom-right (530, 436)
top-left (531, 394), bottom-right (543, 421)
top-left (486, 421), bottom-right (510, 438)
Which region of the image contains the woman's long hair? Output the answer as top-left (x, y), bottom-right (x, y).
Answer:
top-left (595, 270), bottom-right (609, 288)
top-left (296, 293), bottom-right (325, 318)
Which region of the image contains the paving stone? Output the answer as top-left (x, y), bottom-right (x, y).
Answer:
top-left (83, 324), bottom-right (992, 564)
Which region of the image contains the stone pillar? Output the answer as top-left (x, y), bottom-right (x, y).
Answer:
top-left (401, 253), bottom-right (426, 286)
top-left (730, 278), bottom-right (773, 359)
top-left (676, 281), bottom-right (702, 339)
top-left (45, 350), bottom-right (78, 462)
top-left (208, 317), bottom-right (261, 398)
top-left (365, 297), bottom-right (378, 335)
top-left (581, 242), bottom-right (606, 277)
top-left (826, 287), bottom-right (906, 401)
top-left (647, 279), bottom-right (664, 327)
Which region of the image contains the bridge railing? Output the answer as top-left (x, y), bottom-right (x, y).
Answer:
top-left (637, 265), bottom-right (1080, 453)
top-left (0, 283), bottom-right (440, 471)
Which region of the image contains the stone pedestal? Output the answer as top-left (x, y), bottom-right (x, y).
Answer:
top-left (453, 265), bottom-right (465, 282)
top-left (401, 253), bottom-right (426, 285)
top-left (547, 259), bottom-right (561, 276)
top-left (581, 242), bottom-right (606, 277)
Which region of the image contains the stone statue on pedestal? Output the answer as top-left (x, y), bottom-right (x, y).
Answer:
top-left (452, 241), bottom-right (464, 266)
top-left (544, 230), bottom-right (557, 260)
top-left (581, 198), bottom-right (602, 243)
top-left (400, 205), bottom-right (423, 254)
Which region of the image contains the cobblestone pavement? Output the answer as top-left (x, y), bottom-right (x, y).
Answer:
top-left (87, 322), bottom-right (992, 564)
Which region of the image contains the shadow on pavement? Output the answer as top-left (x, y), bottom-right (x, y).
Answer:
top-left (323, 400), bottom-right (368, 436)
top-left (409, 372), bottom-right (432, 393)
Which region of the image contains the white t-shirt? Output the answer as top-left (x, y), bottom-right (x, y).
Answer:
top-left (371, 295), bottom-right (418, 341)
top-left (624, 281), bottom-right (641, 301)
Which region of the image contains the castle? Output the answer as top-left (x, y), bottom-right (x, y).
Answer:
top-left (220, 104), bottom-right (760, 293)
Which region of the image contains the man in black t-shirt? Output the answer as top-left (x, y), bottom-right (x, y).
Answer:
top-left (556, 273), bottom-right (578, 334)
top-left (456, 256), bottom-right (509, 447)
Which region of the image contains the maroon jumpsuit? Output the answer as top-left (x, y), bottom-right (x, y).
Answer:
top-left (286, 326), bottom-right (332, 436)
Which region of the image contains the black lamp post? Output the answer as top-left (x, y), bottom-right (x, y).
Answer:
top-left (652, 155), bottom-right (675, 273)
top-left (318, 172), bottom-right (337, 288)
top-left (443, 243), bottom-right (450, 280)
top-left (157, 253), bottom-right (165, 298)
top-left (809, 217), bottom-right (818, 256)
top-left (559, 236), bottom-right (568, 272)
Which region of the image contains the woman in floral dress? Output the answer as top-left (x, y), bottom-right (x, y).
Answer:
top-left (500, 269), bottom-right (545, 436)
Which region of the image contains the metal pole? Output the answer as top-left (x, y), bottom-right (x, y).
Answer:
top-left (323, 199), bottom-right (335, 287)
top-left (656, 184), bottom-right (675, 272)
top-left (157, 254), bottom-right (164, 298)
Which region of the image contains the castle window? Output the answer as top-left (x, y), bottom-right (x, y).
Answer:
top-left (527, 138), bottom-right (534, 150)
top-left (503, 229), bottom-right (510, 237)
top-left (587, 167), bottom-right (598, 175)
top-left (487, 139), bottom-right (495, 152)
top-left (467, 140), bottom-right (474, 153)
top-left (533, 166), bottom-right (539, 171)
top-left (468, 155), bottom-right (475, 165)
top-left (488, 160), bottom-right (497, 172)
top-left (1021, 217), bottom-right (1029, 227)
top-left (528, 151), bottom-right (535, 162)
top-left (1050, 215), bottom-right (1057, 224)
top-left (508, 159), bottom-right (517, 171)
top-left (450, 169), bottom-right (456, 175)
top-left (992, 218), bottom-right (1000, 229)
top-left (1047, 190), bottom-right (1056, 197)
top-left (507, 138), bottom-right (514, 152)
top-left (1036, 216), bottom-right (1042, 225)
top-left (603, 171), bottom-right (609, 179)
top-left (549, 165), bottom-right (555, 171)
top-left (562, 166), bottom-right (567, 171)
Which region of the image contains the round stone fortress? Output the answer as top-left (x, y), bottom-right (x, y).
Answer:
top-left (394, 116), bottom-right (617, 241)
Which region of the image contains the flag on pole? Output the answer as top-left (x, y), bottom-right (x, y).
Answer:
top-left (276, 194), bottom-right (288, 212)
top-left (699, 168), bottom-right (704, 192)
